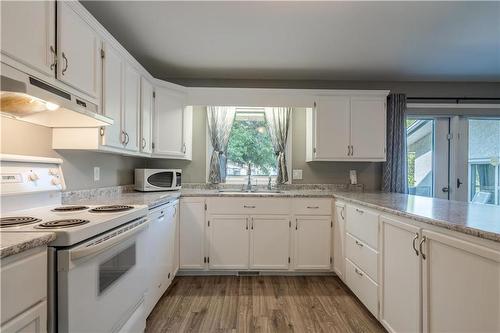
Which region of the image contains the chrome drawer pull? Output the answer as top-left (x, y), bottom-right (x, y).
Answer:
top-left (419, 236), bottom-right (427, 260)
top-left (355, 208), bottom-right (364, 214)
top-left (306, 206), bottom-right (319, 209)
top-left (354, 268), bottom-right (364, 277)
top-left (412, 233), bottom-right (419, 256)
top-left (243, 205), bottom-right (256, 208)
top-left (355, 240), bottom-right (364, 247)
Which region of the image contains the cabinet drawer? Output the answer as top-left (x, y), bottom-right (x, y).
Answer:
top-left (292, 198), bottom-right (331, 215)
top-left (345, 233), bottom-right (378, 282)
top-left (1, 248), bottom-right (47, 325)
top-left (346, 258), bottom-right (378, 318)
top-left (346, 204), bottom-right (379, 249)
top-left (208, 198), bottom-right (290, 215)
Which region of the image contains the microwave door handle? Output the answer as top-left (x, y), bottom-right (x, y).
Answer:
top-left (69, 219), bottom-right (148, 260)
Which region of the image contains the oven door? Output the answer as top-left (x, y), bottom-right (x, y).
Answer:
top-left (57, 218), bottom-right (149, 333)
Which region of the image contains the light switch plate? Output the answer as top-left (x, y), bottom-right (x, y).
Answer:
top-left (94, 167), bottom-right (100, 181)
top-left (292, 169), bottom-right (303, 180)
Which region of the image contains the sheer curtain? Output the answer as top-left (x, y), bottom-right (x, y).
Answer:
top-left (265, 107), bottom-right (291, 184)
top-left (207, 106), bottom-right (236, 184)
top-left (382, 94), bottom-right (408, 193)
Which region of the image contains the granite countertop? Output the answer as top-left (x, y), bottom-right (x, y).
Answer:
top-left (63, 186), bottom-right (500, 243)
top-left (0, 232), bottom-right (56, 259)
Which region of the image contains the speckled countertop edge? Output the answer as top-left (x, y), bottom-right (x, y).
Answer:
top-left (0, 232), bottom-right (56, 259)
top-left (62, 185), bottom-right (500, 243)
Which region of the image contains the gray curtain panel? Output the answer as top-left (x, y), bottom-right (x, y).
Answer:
top-left (207, 106), bottom-right (236, 184)
top-left (265, 107), bottom-right (291, 184)
top-left (382, 94), bottom-right (408, 193)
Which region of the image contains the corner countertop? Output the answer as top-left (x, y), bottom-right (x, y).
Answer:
top-left (63, 187), bottom-right (500, 243)
top-left (0, 232), bottom-right (56, 259)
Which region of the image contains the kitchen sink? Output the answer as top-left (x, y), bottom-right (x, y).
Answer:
top-left (217, 189), bottom-right (283, 194)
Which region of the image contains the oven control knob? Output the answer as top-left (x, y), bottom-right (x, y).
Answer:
top-left (49, 168), bottom-right (59, 176)
top-left (28, 172), bottom-right (39, 181)
top-left (52, 177), bottom-right (61, 186)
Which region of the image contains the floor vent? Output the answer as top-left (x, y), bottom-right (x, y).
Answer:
top-left (237, 271), bottom-right (260, 276)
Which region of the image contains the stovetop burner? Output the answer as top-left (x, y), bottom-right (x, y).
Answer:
top-left (0, 216), bottom-right (42, 228)
top-left (38, 219), bottom-right (90, 228)
top-left (89, 205), bottom-right (134, 213)
top-left (52, 205), bottom-right (89, 212)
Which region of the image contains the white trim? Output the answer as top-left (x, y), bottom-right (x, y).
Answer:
top-left (408, 103), bottom-right (500, 109)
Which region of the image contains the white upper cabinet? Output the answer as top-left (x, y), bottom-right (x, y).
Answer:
top-left (313, 96), bottom-right (351, 159)
top-left (350, 97), bottom-right (386, 160)
top-left (101, 42), bottom-right (123, 149)
top-left (57, 1), bottom-right (100, 99)
top-left (0, 0), bottom-right (56, 77)
top-left (140, 78), bottom-right (154, 154)
top-left (153, 85), bottom-right (191, 159)
top-left (123, 64), bottom-right (140, 152)
top-left (306, 92), bottom-right (388, 162)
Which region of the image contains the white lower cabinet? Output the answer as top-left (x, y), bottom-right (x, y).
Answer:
top-left (1, 301), bottom-right (47, 333)
top-left (380, 216), bottom-right (421, 333)
top-left (250, 215), bottom-right (290, 270)
top-left (346, 258), bottom-right (379, 317)
top-left (333, 202), bottom-right (346, 280)
top-left (179, 198), bottom-right (206, 269)
top-left (208, 215), bottom-right (249, 270)
top-left (422, 230), bottom-right (500, 333)
top-left (294, 216), bottom-right (332, 270)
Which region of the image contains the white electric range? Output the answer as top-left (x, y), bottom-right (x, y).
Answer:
top-left (0, 154), bottom-right (150, 333)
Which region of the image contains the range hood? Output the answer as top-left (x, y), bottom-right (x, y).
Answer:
top-left (0, 63), bottom-right (113, 128)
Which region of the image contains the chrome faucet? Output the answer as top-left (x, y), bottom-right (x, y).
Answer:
top-left (267, 176), bottom-right (273, 190)
top-left (245, 173), bottom-right (252, 192)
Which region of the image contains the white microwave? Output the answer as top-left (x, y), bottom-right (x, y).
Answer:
top-left (134, 169), bottom-right (182, 191)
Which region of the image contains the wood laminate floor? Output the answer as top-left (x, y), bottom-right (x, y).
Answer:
top-left (145, 275), bottom-right (386, 333)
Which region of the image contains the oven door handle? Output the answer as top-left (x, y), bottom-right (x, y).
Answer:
top-left (70, 221), bottom-right (148, 260)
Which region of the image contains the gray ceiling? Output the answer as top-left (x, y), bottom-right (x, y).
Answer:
top-left (81, 1), bottom-right (500, 82)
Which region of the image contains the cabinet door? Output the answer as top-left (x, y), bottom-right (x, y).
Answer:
top-left (101, 42), bottom-right (123, 149)
top-left (57, 1), bottom-right (100, 98)
top-left (1, 300), bottom-right (47, 333)
top-left (140, 78), bottom-right (154, 154)
top-left (180, 199), bottom-right (206, 269)
top-left (422, 230), bottom-right (500, 333)
top-left (294, 216), bottom-right (332, 270)
top-left (314, 96), bottom-right (350, 160)
top-left (333, 202), bottom-right (346, 280)
top-left (380, 216), bottom-right (421, 333)
top-left (1, 0), bottom-right (55, 77)
top-left (173, 202), bottom-right (180, 275)
top-left (208, 215), bottom-right (249, 270)
top-left (123, 64), bottom-right (140, 152)
top-left (156, 210), bottom-right (171, 293)
top-left (182, 106), bottom-right (193, 160)
top-left (164, 205), bottom-right (176, 285)
top-left (250, 216), bottom-right (290, 270)
top-left (350, 97), bottom-right (386, 160)
top-left (153, 87), bottom-right (186, 157)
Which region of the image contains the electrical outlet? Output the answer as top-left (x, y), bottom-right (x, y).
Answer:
top-left (93, 167), bottom-right (100, 181)
top-left (292, 169), bottom-right (303, 180)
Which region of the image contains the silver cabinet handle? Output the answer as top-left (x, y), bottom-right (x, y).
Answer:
top-left (50, 46), bottom-right (57, 70)
top-left (351, 145), bottom-right (354, 156)
top-left (419, 235), bottom-right (427, 260)
top-left (347, 145), bottom-right (350, 156)
top-left (124, 132), bottom-right (130, 145)
top-left (355, 208), bottom-right (364, 214)
top-left (243, 205), bottom-right (256, 209)
top-left (251, 217), bottom-right (254, 230)
top-left (340, 207), bottom-right (345, 220)
top-left (354, 268), bottom-right (364, 277)
top-left (245, 218), bottom-right (249, 230)
top-left (142, 138), bottom-right (146, 149)
top-left (62, 52), bottom-right (68, 75)
top-left (412, 233), bottom-right (419, 256)
top-left (355, 240), bottom-right (364, 247)
top-left (120, 130), bottom-right (126, 144)
top-left (182, 143), bottom-right (187, 154)
top-left (306, 206), bottom-right (319, 209)
top-left (295, 219), bottom-right (298, 230)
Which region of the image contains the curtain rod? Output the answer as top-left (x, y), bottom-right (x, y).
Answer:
top-left (407, 97), bottom-right (500, 102)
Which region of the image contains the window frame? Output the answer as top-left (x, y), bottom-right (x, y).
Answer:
top-left (205, 107), bottom-right (293, 184)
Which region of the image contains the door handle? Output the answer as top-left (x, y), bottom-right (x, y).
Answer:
top-left (412, 233), bottom-right (419, 256)
top-left (442, 187), bottom-right (449, 193)
top-left (251, 217), bottom-right (254, 230)
top-left (245, 218), bottom-right (248, 230)
top-left (457, 178), bottom-right (463, 189)
top-left (419, 236), bottom-right (427, 260)
top-left (62, 52), bottom-right (68, 75)
top-left (125, 132), bottom-right (130, 145)
top-left (142, 138), bottom-right (146, 149)
top-left (50, 46), bottom-right (57, 70)
top-left (340, 207), bottom-right (345, 220)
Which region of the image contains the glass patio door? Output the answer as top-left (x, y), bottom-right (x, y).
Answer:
top-left (406, 117), bottom-right (451, 199)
